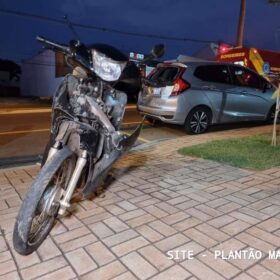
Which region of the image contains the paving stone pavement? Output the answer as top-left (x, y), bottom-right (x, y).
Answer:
top-left (0, 125), bottom-right (279, 280)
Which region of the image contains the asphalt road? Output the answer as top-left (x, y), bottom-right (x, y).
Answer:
top-left (0, 106), bottom-right (272, 168)
top-left (0, 106), bottom-right (187, 166)
top-left (0, 106), bottom-right (139, 158)
top-left (0, 105), bottom-right (267, 167)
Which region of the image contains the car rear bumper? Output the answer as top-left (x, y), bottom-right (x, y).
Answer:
top-left (137, 104), bottom-right (183, 124)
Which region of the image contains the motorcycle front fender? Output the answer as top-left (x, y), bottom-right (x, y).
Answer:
top-left (82, 119), bottom-right (145, 197)
top-left (120, 118), bottom-right (144, 151)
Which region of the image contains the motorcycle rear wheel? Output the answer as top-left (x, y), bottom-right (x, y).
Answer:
top-left (13, 147), bottom-right (75, 255)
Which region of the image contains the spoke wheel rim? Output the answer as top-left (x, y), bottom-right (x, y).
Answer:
top-left (27, 158), bottom-right (73, 246)
top-left (190, 110), bottom-right (208, 133)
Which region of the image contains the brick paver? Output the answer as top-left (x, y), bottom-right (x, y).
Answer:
top-left (0, 124), bottom-right (279, 279)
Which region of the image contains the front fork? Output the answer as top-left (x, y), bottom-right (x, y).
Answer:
top-left (45, 141), bottom-right (61, 164)
top-left (58, 150), bottom-right (88, 215)
top-left (46, 143), bottom-right (88, 215)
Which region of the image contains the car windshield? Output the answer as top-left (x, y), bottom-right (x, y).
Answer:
top-left (149, 66), bottom-right (179, 85)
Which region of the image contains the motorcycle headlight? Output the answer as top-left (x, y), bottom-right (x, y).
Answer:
top-left (91, 49), bottom-right (126, 82)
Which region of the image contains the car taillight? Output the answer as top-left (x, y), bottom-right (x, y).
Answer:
top-left (170, 78), bottom-right (190, 97)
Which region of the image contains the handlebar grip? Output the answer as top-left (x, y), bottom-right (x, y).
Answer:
top-left (36, 35), bottom-right (70, 54)
top-left (36, 36), bottom-right (46, 43)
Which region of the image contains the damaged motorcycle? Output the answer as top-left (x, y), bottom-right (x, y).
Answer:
top-left (13, 36), bottom-right (164, 255)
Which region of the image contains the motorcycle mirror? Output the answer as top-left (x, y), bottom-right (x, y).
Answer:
top-left (151, 44), bottom-right (165, 59)
top-left (69, 40), bottom-right (80, 52)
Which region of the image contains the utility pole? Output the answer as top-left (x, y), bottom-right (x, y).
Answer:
top-left (236, 0), bottom-right (246, 47)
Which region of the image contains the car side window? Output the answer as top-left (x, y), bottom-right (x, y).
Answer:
top-left (230, 66), bottom-right (261, 89)
top-left (194, 65), bottom-right (231, 84)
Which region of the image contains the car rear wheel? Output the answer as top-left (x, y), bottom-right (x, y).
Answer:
top-left (145, 116), bottom-right (159, 126)
top-left (184, 107), bottom-right (211, 134)
top-left (266, 106), bottom-right (279, 124)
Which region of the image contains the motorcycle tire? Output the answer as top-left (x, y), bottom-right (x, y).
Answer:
top-left (13, 147), bottom-right (75, 255)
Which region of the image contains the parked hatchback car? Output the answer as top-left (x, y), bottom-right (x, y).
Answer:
top-left (138, 61), bottom-right (277, 134)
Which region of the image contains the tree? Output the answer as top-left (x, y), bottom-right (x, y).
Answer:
top-left (0, 59), bottom-right (21, 81)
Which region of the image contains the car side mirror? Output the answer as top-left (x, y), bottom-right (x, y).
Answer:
top-left (151, 44), bottom-right (165, 59)
top-left (262, 83), bottom-right (267, 93)
top-left (262, 82), bottom-right (272, 93)
top-left (69, 40), bottom-right (81, 53)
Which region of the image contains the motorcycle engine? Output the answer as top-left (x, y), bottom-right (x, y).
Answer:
top-left (69, 74), bottom-right (127, 130)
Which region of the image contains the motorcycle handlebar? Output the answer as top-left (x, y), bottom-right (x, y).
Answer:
top-left (36, 36), bottom-right (70, 54)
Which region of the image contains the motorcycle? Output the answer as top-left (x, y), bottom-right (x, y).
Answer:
top-left (13, 36), bottom-right (164, 255)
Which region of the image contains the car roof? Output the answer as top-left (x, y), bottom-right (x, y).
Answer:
top-left (158, 60), bottom-right (271, 81)
top-left (175, 61), bottom-right (233, 67)
top-left (160, 60), bottom-right (262, 74)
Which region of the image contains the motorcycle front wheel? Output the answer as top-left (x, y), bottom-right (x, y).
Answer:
top-left (13, 147), bottom-right (75, 255)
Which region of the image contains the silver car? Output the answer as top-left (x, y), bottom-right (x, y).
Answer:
top-left (138, 61), bottom-right (276, 134)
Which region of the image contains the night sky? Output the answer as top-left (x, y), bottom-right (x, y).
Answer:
top-left (0, 0), bottom-right (279, 64)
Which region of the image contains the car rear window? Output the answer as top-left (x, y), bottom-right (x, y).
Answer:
top-left (149, 66), bottom-right (180, 85)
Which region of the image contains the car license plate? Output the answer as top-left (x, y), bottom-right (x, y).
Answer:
top-left (150, 98), bottom-right (165, 107)
top-left (152, 87), bottom-right (161, 96)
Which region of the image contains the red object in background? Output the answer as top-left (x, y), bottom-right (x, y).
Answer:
top-left (218, 43), bottom-right (232, 55)
top-left (216, 46), bottom-right (280, 82)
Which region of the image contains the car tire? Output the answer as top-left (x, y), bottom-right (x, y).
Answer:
top-left (145, 116), bottom-right (158, 126)
top-left (184, 106), bottom-right (211, 134)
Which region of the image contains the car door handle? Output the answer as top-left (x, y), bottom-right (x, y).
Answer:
top-left (239, 90), bottom-right (248, 95)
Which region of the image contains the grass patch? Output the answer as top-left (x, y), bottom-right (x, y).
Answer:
top-left (178, 134), bottom-right (280, 170)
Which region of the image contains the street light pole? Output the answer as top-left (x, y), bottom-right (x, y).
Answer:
top-left (236, 0), bottom-right (246, 47)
